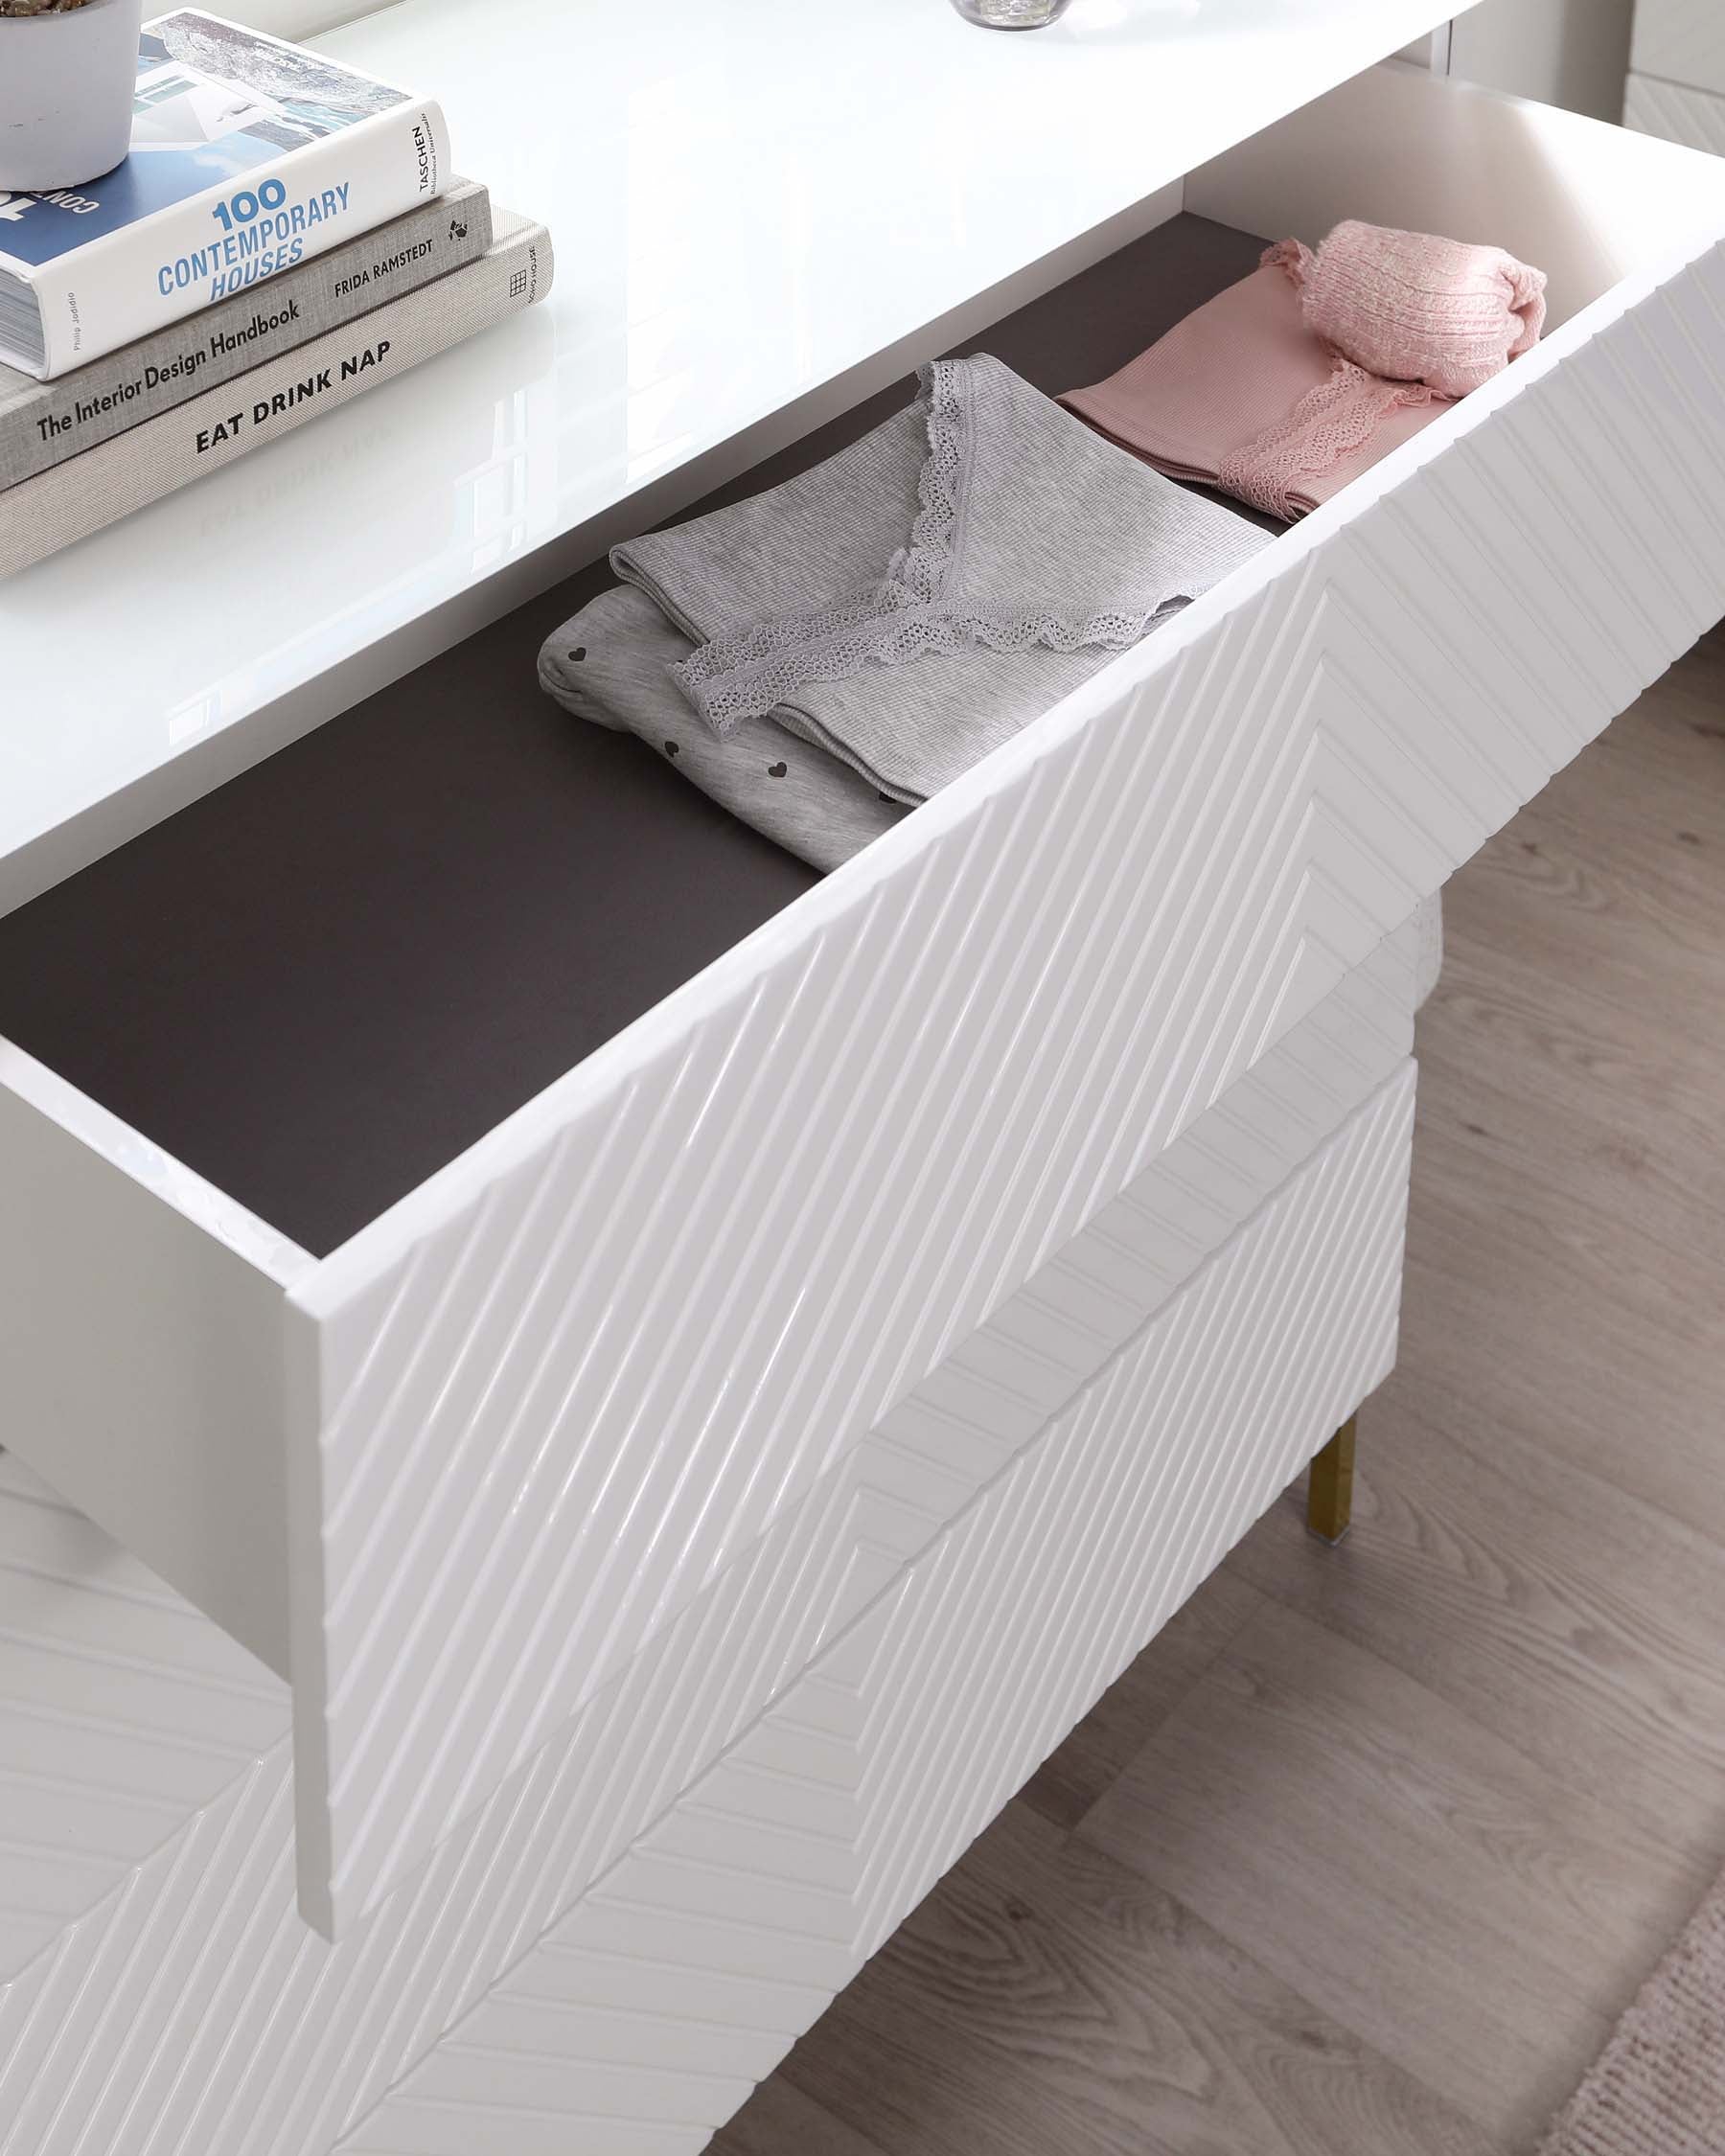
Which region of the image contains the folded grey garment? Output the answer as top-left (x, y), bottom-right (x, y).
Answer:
top-left (539, 584), bottom-right (908, 873)
top-left (612, 355), bottom-right (1273, 804)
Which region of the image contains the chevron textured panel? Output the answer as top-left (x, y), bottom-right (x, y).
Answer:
top-left (0, 1455), bottom-right (286, 1986)
top-left (1625, 71), bottom-right (1725, 152)
top-left (286, 215), bottom-right (1725, 1938)
top-left (286, 855), bottom-right (1430, 1940)
top-left (0, 990), bottom-right (1417, 2156)
top-left (336, 1065), bottom-right (1414, 2156)
top-left (1630, 0), bottom-right (1725, 98)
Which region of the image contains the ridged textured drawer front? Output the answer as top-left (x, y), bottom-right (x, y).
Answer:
top-left (334, 1064), bottom-right (1414, 2156)
top-left (286, 919), bottom-right (1421, 1935)
top-left (1625, 71), bottom-right (1725, 151)
top-left (0, 958), bottom-right (1418, 2156)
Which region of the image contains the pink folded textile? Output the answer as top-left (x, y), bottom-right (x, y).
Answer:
top-left (1061, 251), bottom-right (1449, 522)
top-left (1062, 220), bottom-right (1548, 523)
top-left (1291, 219), bottom-right (1547, 399)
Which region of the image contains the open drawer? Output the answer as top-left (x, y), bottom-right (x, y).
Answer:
top-left (4, 60), bottom-right (1725, 1939)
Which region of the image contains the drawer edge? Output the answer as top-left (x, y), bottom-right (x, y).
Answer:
top-left (0, 1042), bottom-right (300, 1674)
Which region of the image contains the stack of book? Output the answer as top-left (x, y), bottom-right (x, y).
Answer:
top-left (0, 7), bottom-right (552, 579)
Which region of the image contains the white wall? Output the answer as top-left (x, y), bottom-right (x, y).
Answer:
top-left (1450, 0), bottom-right (1635, 120)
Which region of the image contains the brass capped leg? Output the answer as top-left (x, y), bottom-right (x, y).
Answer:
top-left (1307, 1414), bottom-right (1357, 1545)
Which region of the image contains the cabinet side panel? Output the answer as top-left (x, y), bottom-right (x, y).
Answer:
top-left (0, 1063), bottom-right (291, 1673)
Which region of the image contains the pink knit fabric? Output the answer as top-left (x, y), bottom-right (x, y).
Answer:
top-left (1294, 219), bottom-right (1547, 398)
top-left (1060, 252), bottom-right (1449, 522)
top-left (1062, 221), bottom-right (1548, 522)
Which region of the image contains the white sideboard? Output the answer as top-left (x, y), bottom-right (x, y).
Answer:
top-left (2, 4), bottom-right (1723, 2148)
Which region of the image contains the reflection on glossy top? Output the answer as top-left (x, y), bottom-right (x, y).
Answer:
top-left (0, 0), bottom-right (1458, 908)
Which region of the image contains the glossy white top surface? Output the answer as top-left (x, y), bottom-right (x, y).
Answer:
top-left (0, 0), bottom-right (1464, 908)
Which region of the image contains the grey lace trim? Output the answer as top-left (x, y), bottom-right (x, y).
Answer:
top-left (671, 358), bottom-right (1191, 738)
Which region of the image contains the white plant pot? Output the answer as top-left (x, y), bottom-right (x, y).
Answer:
top-left (0, 0), bottom-right (145, 194)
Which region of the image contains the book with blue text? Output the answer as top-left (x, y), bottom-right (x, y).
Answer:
top-left (0, 209), bottom-right (551, 579)
top-left (0, 10), bottom-right (450, 380)
top-left (0, 177), bottom-right (493, 490)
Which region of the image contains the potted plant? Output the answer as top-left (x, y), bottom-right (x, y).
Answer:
top-left (0, 0), bottom-right (145, 193)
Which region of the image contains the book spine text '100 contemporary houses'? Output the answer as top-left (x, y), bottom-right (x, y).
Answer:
top-left (0, 10), bottom-right (451, 379)
top-left (0, 179), bottom-right (493, 491)
top-left (0, 212), bottom-right (551, 580)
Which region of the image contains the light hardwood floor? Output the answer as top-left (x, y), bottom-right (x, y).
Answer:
top-left (712, 625), bottom-right (1725, 2156)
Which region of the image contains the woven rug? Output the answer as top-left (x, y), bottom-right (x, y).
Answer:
top-left (1537, 1862), bottom-right (1725, 2154)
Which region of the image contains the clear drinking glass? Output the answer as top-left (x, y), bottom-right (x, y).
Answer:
top-left (949, 0), bottom-right (1074, 28)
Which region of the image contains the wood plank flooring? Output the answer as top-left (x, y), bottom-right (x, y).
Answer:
top-left (711, 624), bottom-right (1725, 2156)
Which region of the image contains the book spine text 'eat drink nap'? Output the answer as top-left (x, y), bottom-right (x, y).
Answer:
top-left (0, 179), bottom-right (493, 491)
top-left (0, 213), bottom-right (550, 580)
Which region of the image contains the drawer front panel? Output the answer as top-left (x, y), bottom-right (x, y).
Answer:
top-left (0, 993), bottom-right (1415, 2156)
top-left (1625, 71), bottom-right (1725, 152)
top-left (288, 906), bottom-right (1422, 1935)
top-left (336, 1064), bottom-right (1414, 2156)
